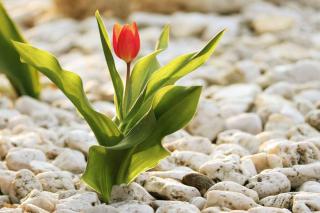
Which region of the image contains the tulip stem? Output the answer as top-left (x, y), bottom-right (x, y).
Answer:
top-left (123, 62), bottom-right (131, 117)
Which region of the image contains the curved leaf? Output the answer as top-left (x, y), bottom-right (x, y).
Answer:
top-left (83, 85), bottom-right (202, 202)
top-left (95, 11), bottom-right (124, 120)
top-left (13, 42), bottom-right (122, 146)
top-left (124, 25), bottom-right (170, 115)
top-left (0, 2), bottom-right (40, 98)
top-left (121, 30), bottom-right (224, 133)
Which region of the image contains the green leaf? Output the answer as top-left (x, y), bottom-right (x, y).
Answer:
top-left (13, 42), bottom-right (122, 146)
top-left (155, 25), bottom-right (170, 50)
top-left (82, 145), bottom-right (122, 202)
top-left (0, 2), bottom-right (40, 98)
top-left (124, 25), bottom-right (170, 116)
top-left (83, 86), bottom-right (202, 202)
top-left (121, 30), bottom-right (224, 133)
top-left (146, 30), bottom-right (225, 98)
top-left (119, 85), bottom-right (202, 184)
top-left (95, 11), bottom-right (124, 120)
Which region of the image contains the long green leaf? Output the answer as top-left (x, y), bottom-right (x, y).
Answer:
top-left (121, 30), bottom-right (224, 133)
top-left (124, 25), bottom-right (170, 116)
top-left (146, 30), bottom-right (225, 97)
top-left (13, 42), bottom-right (122, 146)
top-left (0, 2), bottom-right (40, 98)
top-left (83, 86), bottom-right (202, 202)
top-left (95, 11), bottom-right (124, 120)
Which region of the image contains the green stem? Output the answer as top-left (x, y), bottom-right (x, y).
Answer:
top-left (122, 62), bottom-right (131, 117)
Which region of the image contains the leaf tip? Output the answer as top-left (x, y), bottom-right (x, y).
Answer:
top-left (95, 10), bottom-right (100, 17)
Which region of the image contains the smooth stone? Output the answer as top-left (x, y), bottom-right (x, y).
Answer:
top-left (272, 60), bottom-right (320, 84)
top-left (36, 171), bottom-right (75, 192)
top-left (264, 82), bottom-right (294, 99)
top-left (156, 201), bottom-right (200, 213)
top-left (111, 200), bottom-right (153, 213)
top-left (190, 197), bottom-right (206, 210)
top-left (64, 129), bottom-right (96, 155)
top-left (305, 110), bottom-right (320, 131)
top-left (248, 206), bottom-right (291, 213)
top-left (147, 167), bottom-right (195, 181)
top-left (0, 195), bottom-right (10, 208)
top-left (243, 153), bottom-right (282, 173)
top-left (0, 109), bottom-right (20, 129)
top-left (171, 13), bottom-right (208, 37)
top-left (110, 182), bottom-right (155, 204)
top-left (15, 96), bottom-right (49, 116)
top-left (207, 181), bottom-right (259, 202)
top-left (20, 189), bottom-right (58, 212)
top-left (205, 190), bottom-right (258, 210)
top-left (294, 98), bottom-right (315, 116)
top-left (182, 173), bottom-right (214, 196)
top-left (0, 170), bottom-right (16, 195)
top-left (187, 99), bottom-right (225, 140)
top-left (217, 130), bottom-right (260, 153)
top-left (292, 192), bottom-right (320, 213)
top-left (165, 136), bottom-right (213, 155)
top-left (6, 148), bottom-right (46, 171)
top-left (256, 131), bottom-right (286, 145)
top-left (0, 208), bottom-right (23, 213)
top-left (264, 113), bottom-right (296, 132)
top-left (143, 176), bottom-right (201, 201)
top-left (251, 14), bottom-right (294, 34)
top-left (52, 149), bottom-right (86, 173)
top-left (225, 113), bottom-right (263, 134)
top-left (246, 171), bottom-right (291, 199)
top-left (56, 192), bottom-right (100, 212)
top-left (210, 143), bottom-right (250, 157)
top-left (19, 203), bottom-right (49, 213)
top-left (255, 94), bottom-right (304, 124)
top-left (274, 162), bottom-right (320, 188)
top-left (83, 204), bottom-right (119, 213)
top-left (165, 151), bottom-right (211, 171)
top-left (200, 155), bottom-right (257, 185)
top-left (298, 181), bottom-right (320, 193)
top-left (0, 135), bottom-right (13, 159)
top-left (8, 169), bottom-right (42, 203)
top-left (29, 161), bottom-right (60, 174)
top-left (287, 123), bottom-right (320, 141)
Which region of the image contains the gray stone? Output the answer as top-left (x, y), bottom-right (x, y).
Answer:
top-left (182, 173), bottom-right (214, 196)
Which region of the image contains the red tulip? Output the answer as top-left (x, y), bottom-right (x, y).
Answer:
top-left (113, 22), bottom-right (140, 63)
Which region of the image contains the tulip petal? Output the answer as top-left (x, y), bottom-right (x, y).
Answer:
top-left (113, 23), bottom-right (122, 56)
top-left (117, 24), bottom-right (140, 63)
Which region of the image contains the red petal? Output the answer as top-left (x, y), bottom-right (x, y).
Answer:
top-left (117, 24), bottom-right (139, 63)
top-left (112, 23), bottom-right (122, 57)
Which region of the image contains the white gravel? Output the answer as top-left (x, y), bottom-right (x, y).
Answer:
top-left (0, 0), bottom-right (320, 212)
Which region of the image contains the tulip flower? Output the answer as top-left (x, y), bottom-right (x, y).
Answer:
top-left (113, 22), bottom-right (140, 115)
top-left (112, 22), bottom-right (140, 64)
